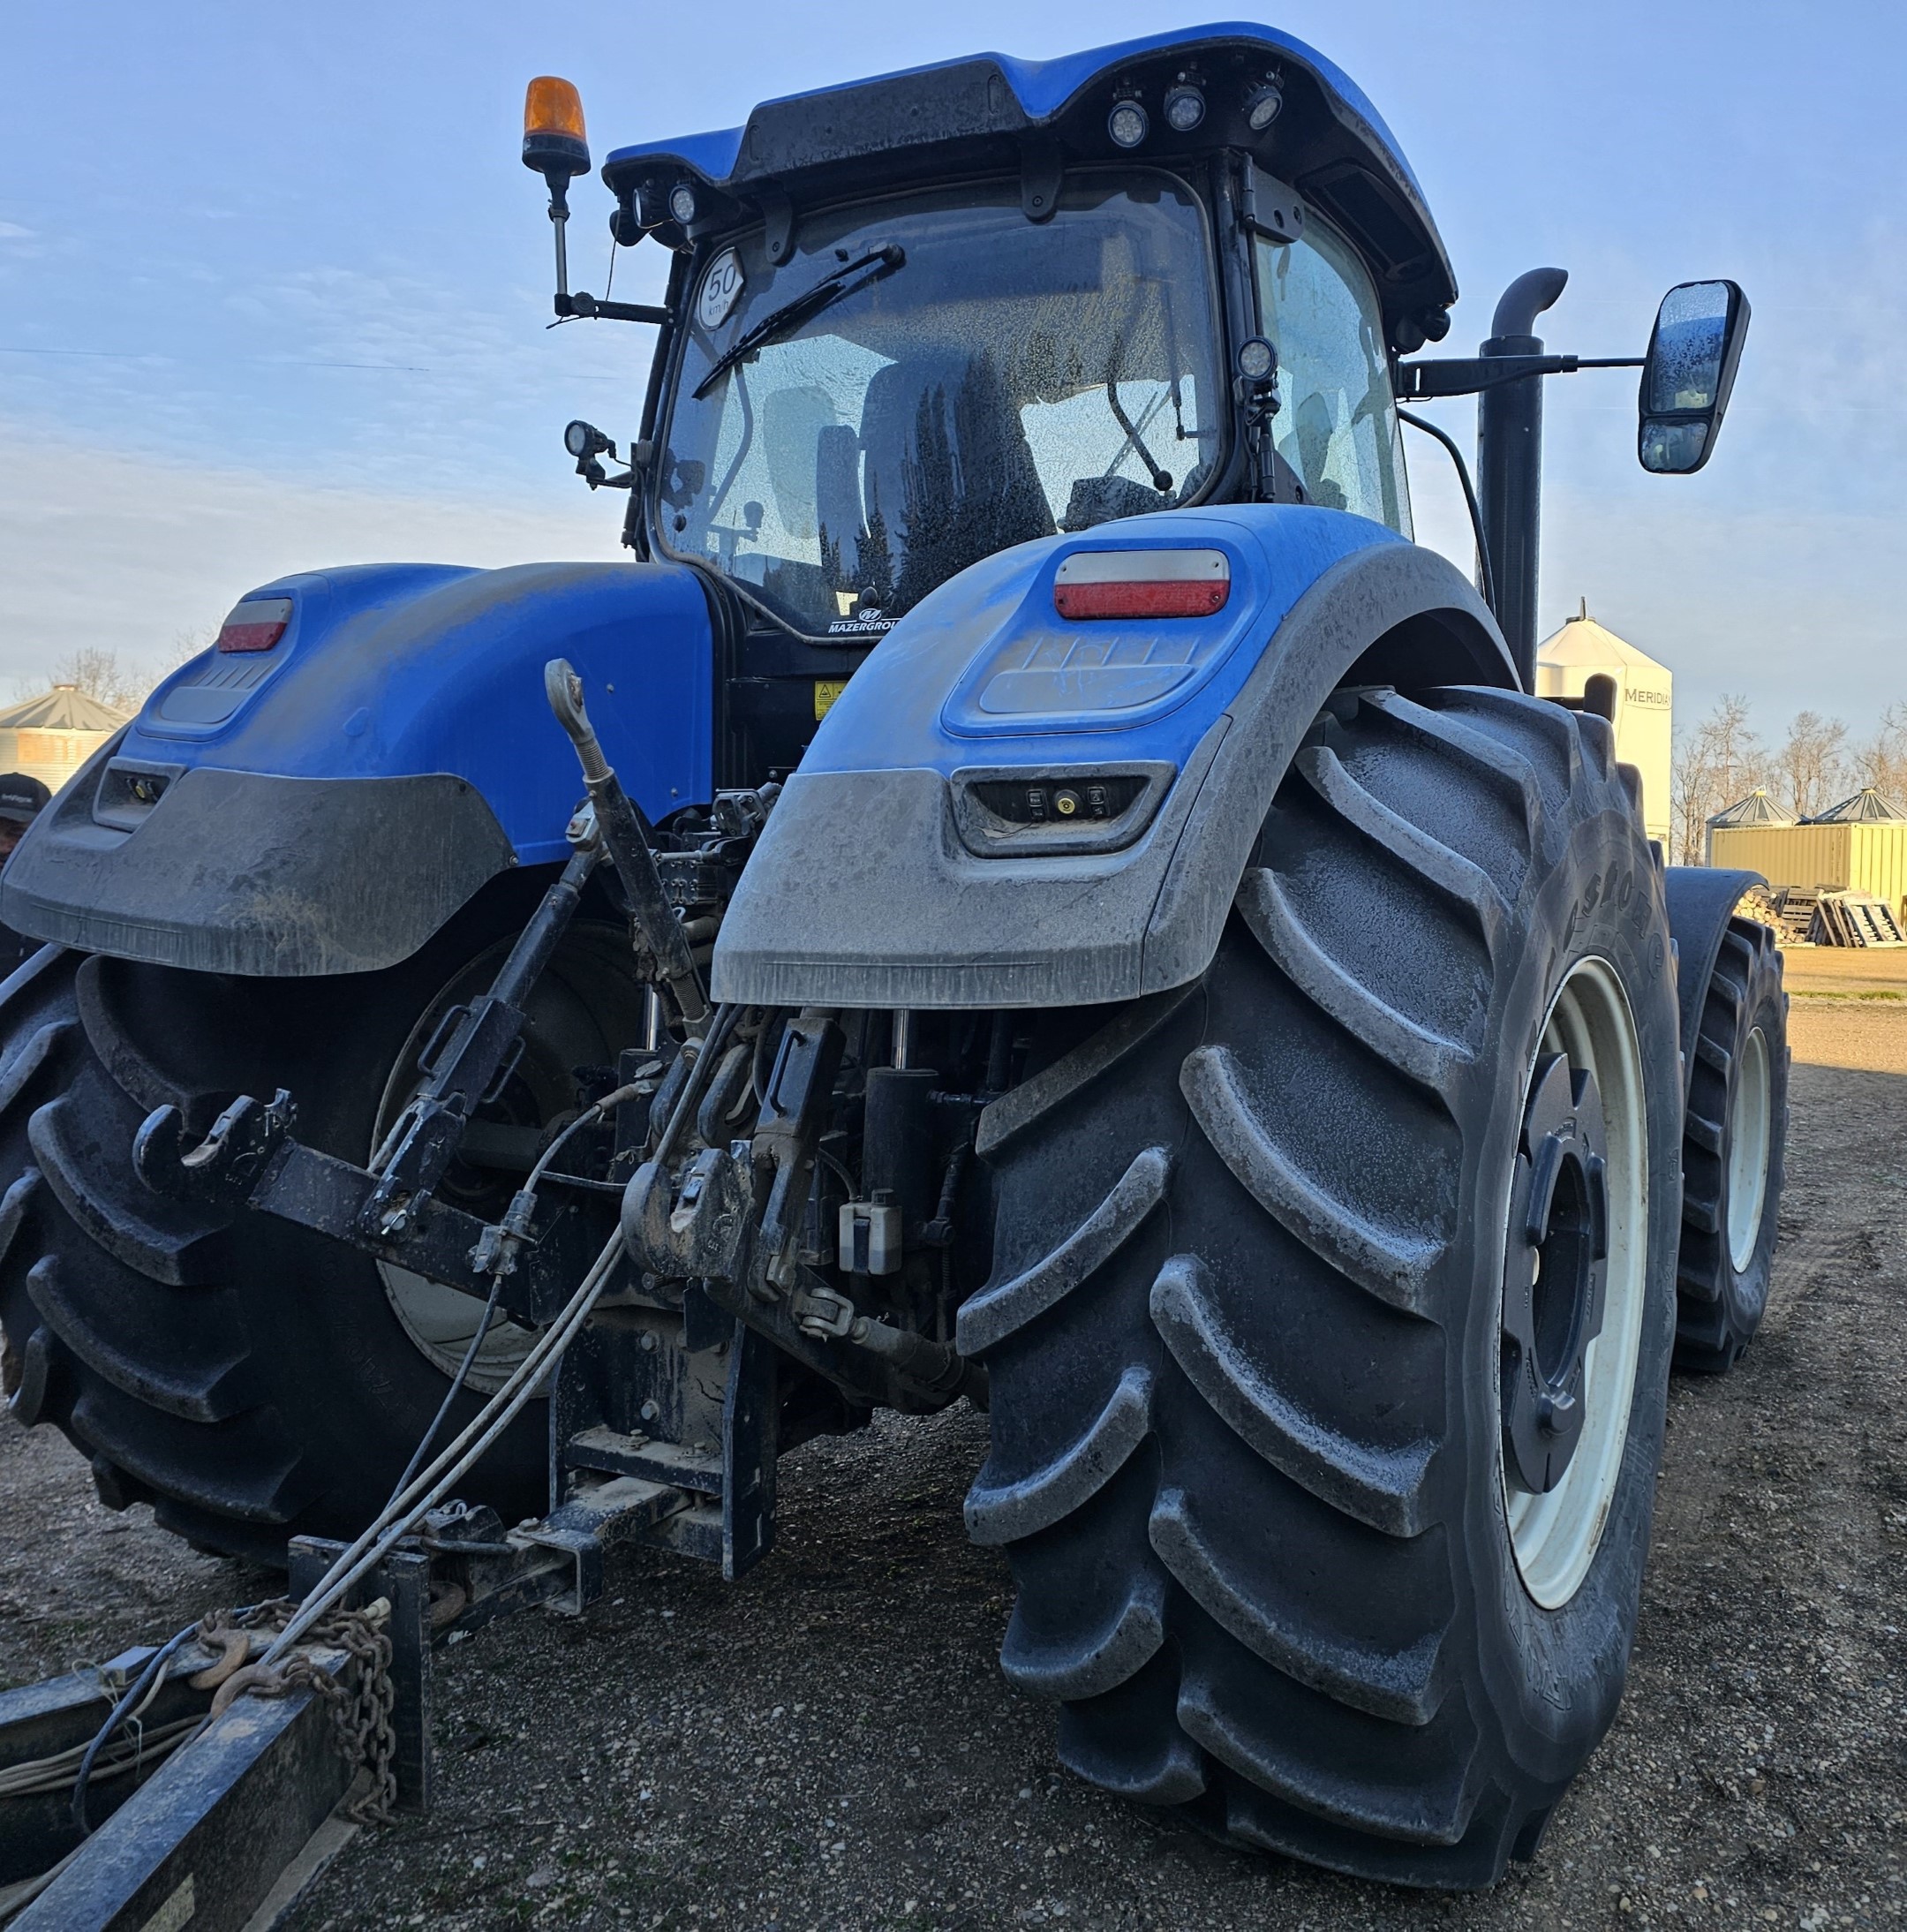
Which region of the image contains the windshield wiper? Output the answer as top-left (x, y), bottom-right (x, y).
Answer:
top-left (692, 245), bottom-right (906, 401)
top-left (1104, 378), bottom-right (1174, 494)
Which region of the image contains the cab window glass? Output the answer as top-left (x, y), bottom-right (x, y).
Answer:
top-left (1254, 218), bottom-right (1411, 534)
top-left (662, 174), bottom-right (1223, 638)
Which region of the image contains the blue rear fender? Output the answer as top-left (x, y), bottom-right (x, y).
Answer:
top-left (127, 562), bottom-right (714, 862)
top-left (714, 503), bottom-right (1515, 1010)
top-left (1, 561), bottom-right (714, 976)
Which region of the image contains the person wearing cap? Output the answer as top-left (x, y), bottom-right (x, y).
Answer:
top-left (0, 774), bottom-right (52, 978)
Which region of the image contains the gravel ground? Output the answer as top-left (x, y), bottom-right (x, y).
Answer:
top-left (3, 995), bottom-right (1903, 1930)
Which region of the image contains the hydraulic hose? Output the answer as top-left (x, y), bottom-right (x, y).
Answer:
top-left (383, 1082), bottom-right (642, 1516)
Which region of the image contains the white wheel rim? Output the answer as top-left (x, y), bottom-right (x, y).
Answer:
top-left (373, 931), bottom-right (644, 1393)
top-left (1503, 957), bottom-right (1650, 1611)
top-left (1725, 1025), bottom-right (1772, 1275)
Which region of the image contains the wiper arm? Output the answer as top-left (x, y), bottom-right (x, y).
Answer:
top-left (692, 245), bottom-right (906, 401)
top-left (1105, 376), bottom-right (1173, 494)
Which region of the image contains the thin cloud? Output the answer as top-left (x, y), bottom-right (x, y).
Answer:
top-left (0, 425), bottom-right (619, 693)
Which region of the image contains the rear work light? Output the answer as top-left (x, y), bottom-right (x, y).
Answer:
top-left (215, 597), bottom-right (293, 654)
top-left (1052, 548), bottom-right (1230, 621)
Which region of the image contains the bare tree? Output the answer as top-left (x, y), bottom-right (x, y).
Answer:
top-left (1774, 710), bottom-right (1850, 820)
top-left (1670, 693), bottom-right (1768, 863)
top-left (1671, 728), bottom-right (1716, 866)
top-left (1851, 701), bottom-right (1907, 808)
top-left (44, 646), bottom-right (150, 717)
top-left (19, 630), bottom-right (213, 717)
top-left (1703, 694), bottom-right (1765, 806)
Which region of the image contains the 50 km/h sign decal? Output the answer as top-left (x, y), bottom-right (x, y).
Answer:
top-left (697, 248), bottom-right (744, 331)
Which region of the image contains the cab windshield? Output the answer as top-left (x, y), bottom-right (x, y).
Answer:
top-left (658, 174), bottom-right (1223, 638)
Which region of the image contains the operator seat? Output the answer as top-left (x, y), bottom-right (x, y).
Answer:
top-left (856, 352), bottom-right (1054, 595)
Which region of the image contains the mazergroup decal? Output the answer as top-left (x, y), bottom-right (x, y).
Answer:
top-left (825, 608), bottom-right (897, 638)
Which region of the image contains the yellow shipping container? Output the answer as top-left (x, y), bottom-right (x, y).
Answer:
top-left (1709, 821), bottom-right (1907, 917)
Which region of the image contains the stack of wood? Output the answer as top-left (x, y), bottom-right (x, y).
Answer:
top-left (1736, 883), bottom-right (1783, 929)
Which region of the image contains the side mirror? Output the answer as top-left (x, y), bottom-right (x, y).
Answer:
top-left (1638, 279), bottom-right (1749, 474)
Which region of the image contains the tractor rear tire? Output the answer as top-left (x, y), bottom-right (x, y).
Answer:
top-left (0, 882), bottom-right (642, 1565)
top-left (1672, 917), bottom-right (1787, 1371)
top-left (961, 685), bottom-right (1683, 1888)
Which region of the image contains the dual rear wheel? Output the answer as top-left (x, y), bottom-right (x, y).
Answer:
top-left (1673, 917), bottom-right (1787, 1370)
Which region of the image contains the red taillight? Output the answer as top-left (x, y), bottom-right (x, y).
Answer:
top-left (1052, 548), bottom-right (1230, 621)
top-left (215, 597), bottom-right (293, 654)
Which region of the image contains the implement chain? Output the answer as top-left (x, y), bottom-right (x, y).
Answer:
top-left (200, 1596), bottom-right (399, 1824)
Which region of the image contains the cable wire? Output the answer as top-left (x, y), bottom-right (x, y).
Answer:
top-left (381, 1081), bottom-right (640, 1508)
top-left (1398, 406), bottom-right (1497, 619)
top-left (262, 1227), bottom-right (626, 1664)
top-left (70, 1625), bottom-right (200, 1833)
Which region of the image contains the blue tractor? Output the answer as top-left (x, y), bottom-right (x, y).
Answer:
top-left (0, 26), bottom-right (1785, 1886)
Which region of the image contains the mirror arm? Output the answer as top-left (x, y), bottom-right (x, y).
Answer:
top-left (558, 291), bottom-right (673, 326)
top-left (1397, 353), bottom-right (1642, 400)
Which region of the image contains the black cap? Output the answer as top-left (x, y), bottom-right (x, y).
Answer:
top-left (0, 774), bottom-right (51, 825)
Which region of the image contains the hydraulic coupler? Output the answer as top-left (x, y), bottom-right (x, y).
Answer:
top-left (618, 1009), bottom-right (984, 1413)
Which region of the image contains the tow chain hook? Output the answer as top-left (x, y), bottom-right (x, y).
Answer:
top-left (1500, 1052), bottom-right (1610, 1495)
top-left (133, 1087), bottom-right (298, 1205)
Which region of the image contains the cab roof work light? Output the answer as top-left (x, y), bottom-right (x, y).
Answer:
top-left (1052, 548), bottom-right (1231, 620)
top-left (1163, 83), bottom-right (1206, 132)
top-left (1106, 99), bottom-right (1149, 148)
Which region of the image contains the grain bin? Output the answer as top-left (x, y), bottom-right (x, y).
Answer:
top-left (1710, 787), bottom-right (1907, 917)
top-left (1534, 600), bottom-right (1672, 844)
top-left (1705, 787), bottom-right (1793, 863)
top-left (0, 684), bottom-right (131, 793)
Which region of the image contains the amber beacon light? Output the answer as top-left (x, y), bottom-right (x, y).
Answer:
top-left (523, 77), bottom-right (591, 305)
top-left (523, 77), bottom-right (590, 181)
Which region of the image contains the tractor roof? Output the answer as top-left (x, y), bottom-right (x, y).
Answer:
top-left (603, 22), bottom-right (1457, 321)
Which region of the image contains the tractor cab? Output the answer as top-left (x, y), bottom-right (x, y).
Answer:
top-left (529, 25), bottom-right (1746, 783)
top-left (644, 159), bottom-right (1414, 642)
top-left (528, 26), bottom-right (1455, 772)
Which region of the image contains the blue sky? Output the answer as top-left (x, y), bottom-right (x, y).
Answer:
top-left (2, 0), bottom-right (1900, 734)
